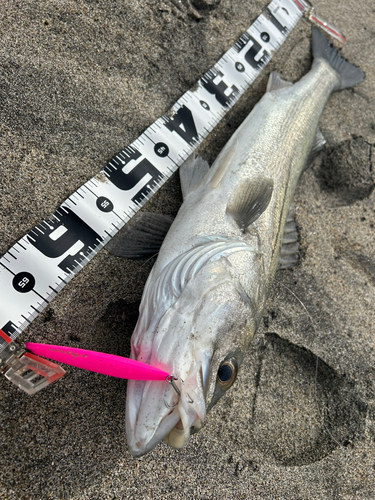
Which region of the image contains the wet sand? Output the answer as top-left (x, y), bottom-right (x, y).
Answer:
top-left (1, 0), bottom-right (374, 498)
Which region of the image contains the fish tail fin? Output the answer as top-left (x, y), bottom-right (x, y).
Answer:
top-left (312, 27), bottom-right (364, 90)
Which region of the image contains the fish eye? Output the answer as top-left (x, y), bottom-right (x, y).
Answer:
top-left (217, 358), bottom-right (238, 390)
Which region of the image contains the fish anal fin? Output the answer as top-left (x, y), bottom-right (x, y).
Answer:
top-left (106, 212), bottom-right (174, 259)
top-left (278, 205), bottom-right (299, 269)
top-left (266, 71), bottom-right (293, 93)
top-left (305, 127), bottom-right (326, 171)
top-left (227, 177), bottom-right (274, 231)
top-left (180, 154), bottom-right (210, 199)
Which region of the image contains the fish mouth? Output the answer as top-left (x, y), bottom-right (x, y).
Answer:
top-left (126, 395), bottom-right (181, 457)
top-left (126, 361), bottom-right (207, 457)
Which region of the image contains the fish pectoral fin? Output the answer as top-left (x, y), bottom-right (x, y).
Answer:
top-left (180, 154), bottom-right (210, 199)
top-left (226, 177), bottom-right (274, 230)
top-left (266, 71), bottom-right (293, 92)
top-left (278, 205), bottom-right (300, 269)
top-left (304, 127), bottom-right (326, 171)
top-left (106, 212), bottom-right (174, 259)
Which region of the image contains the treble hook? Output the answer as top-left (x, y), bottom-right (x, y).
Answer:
top-left (164, 375), bottom-right (180, 408)
top-left (166, 375), bottom-right (181, 395)
top-left (164, 375), bottom-right (194, 407)
top-left (185, 392), bottom-right (194, 404)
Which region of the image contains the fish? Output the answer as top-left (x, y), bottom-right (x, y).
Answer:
top-left (109, 28), bottom-right (364, 456)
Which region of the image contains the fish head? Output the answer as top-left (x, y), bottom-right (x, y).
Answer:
top-left (126, 258), bottom-right (256, 456)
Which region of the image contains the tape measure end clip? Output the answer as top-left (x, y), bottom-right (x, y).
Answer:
top-left (0, 337), bottom-right (65, 395)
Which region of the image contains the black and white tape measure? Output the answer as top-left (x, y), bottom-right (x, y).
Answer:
top-left (0, 0), bottom-right (344, 392)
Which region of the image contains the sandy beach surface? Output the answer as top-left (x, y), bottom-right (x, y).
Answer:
top-left (1, 0), bottom-right (374, 498)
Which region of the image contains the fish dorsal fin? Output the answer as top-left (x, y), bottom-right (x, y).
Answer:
top-left (106, 212), bottom-right (174, 259)
top-left (266, 71), bottom-right (293, 92)
top-left (304, 127), bottom-right (326, 171)
top-left (180, 154), bottom-right (210, 199)
top-left (227, 177), bottom-right (274, 230)
top-left (278, 205), bottom-right (299, 269)
top-left (210, 140), bottom-right (238, 188)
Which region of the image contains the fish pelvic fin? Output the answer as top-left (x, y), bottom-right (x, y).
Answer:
top-left (180, 154), bottom-right (210, 199)
top-left (266, 71), bottom-right (293, 93)
top-left (304, 127), bottom-right (326, 171)
top-left (226, 177), bottom-right (274, 231)
top-left (312, 27), bottom-right (364, 91)
top-left (106, 212), bottom-right (174, 259)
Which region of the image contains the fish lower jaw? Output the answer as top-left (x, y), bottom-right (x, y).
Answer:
top-left (164, 418), bottom-right (203, 449)
top-left (126, 405), bottom-right (182, 457)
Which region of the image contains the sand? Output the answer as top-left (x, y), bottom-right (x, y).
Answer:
top-left (0, 0), bottom-right (374, 498)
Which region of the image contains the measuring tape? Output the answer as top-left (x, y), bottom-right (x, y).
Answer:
top-left (0, 0), bottom-right (344, 393)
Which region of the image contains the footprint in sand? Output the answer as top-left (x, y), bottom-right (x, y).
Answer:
top-left (250, 332), bottom-right (367, 466)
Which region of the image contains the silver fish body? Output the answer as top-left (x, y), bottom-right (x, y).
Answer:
top-left (125, 29), bottom-right (364, 456)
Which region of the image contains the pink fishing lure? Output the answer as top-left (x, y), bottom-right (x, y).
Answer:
top-left (25, 342), bottom-right (170, 381)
